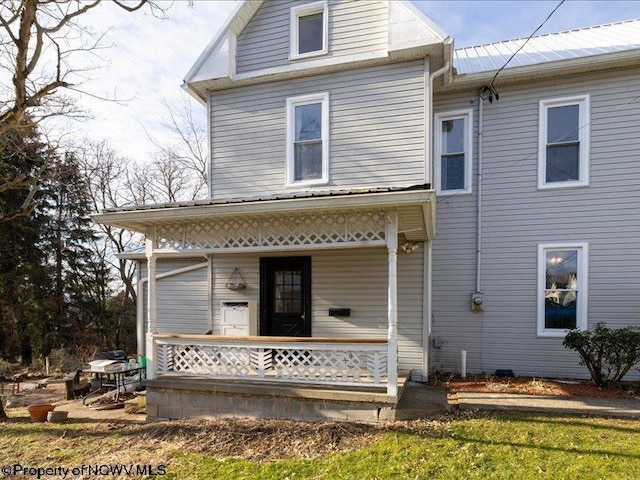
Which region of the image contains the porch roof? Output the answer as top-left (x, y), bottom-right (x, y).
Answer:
top-left (92, 184), bottom-right (436, 241)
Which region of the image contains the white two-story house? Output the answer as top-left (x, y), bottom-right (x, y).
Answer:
top-left (94, 1), bottom-right (640, 421)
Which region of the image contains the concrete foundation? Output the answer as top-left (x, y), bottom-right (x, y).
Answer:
top-left (145, 375), bottom-right (410, 423)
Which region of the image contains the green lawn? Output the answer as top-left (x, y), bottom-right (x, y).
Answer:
top-left (168, 413), bottom-right (640, 479)
top-left (1, 411), bottom-right (639, 479)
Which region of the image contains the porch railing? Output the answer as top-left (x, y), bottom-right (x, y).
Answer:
top-left (153, 334), bottom-right (388, 388)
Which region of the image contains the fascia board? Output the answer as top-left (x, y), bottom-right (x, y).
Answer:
top-left (446, 47), bottom-right (640, 91)
top-left (92, 190), bottom-right (435, 231)
top-left (389, 1), bottom-right (448, 54)
top-left (181, 83), bottom-right (207, 106)
top-left (183, 2), bottom-right (242, 84)
top-left (117, 252), bottom-right (147, 260)
top-left (184, 1), bottom-right (264, 85)
top-left (397, 1), bottom-right (448, 40)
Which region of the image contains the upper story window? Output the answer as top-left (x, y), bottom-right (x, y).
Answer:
top-left (538, 95), bottom-right (590, 189)
top-left (286, 92), bottom-right (329, 187)
top-left (537, 242), bottom-right (588, 337)
top-left (434, 109), bottom-right (473, 194)
top-left (290, 1), bottom-right (328, 60)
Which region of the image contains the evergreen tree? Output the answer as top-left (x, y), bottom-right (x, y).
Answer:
top-left (0, 120), bottom-right (48, 364)
top-left (0, 122), bottom-right (117, 364)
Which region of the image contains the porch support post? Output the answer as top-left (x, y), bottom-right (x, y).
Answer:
top-left (145, 232), bottom-right (157, 380)
top-left (386, 211), bottom-right (398, 396)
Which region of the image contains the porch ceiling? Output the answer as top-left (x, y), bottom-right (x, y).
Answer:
top-left (92, 186), bottom-right (437, 247)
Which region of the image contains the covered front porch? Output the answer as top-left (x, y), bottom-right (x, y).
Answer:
top-left (94, 186), bottom-right (436, 418)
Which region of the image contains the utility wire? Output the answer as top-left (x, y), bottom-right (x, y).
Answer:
top-left (436, 92), bottom-right (640, 204)
top-left (436, 0), bottom-right (570, 204)
top-left (488, 0), bottom-right (566, 91)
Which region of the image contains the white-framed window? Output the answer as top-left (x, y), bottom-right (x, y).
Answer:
top-left (434, 109), bottom-right (473, 194)
top-left (537, 242), bottom-right (588, 337)
top-left (538, 95), bottom-right (590, 189)
top-left (286, 92), bottom-right (329, 187)
top-left (290, 1), bottom-right (328, 60)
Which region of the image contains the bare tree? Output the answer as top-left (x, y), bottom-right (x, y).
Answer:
top-left (78, 140), bottom-right (139, 303)
top-left (0, 0), bottom-right (164, 223)
top-left (145, 97), bottom-right (208, 201)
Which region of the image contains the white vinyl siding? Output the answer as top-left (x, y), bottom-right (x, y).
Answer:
top-left (434, 109), bottom-right (473, 194)
top-left (210, 61), bottom-right (426, 199)
top-left (236, 0), bottom-right (388, 74)
top-left (209, 249), bottom-right (425, 374)
top-left (140, 259), bottom-right (210, 335)
top-left (537, 242), bottom-right (588, 337)
top-left (538, 95), bottom-right (590, 189)
top-left (432, 67), bottom-right (640, 379)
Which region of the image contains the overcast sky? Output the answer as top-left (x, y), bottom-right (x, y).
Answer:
top-left (67, 0), bottom-right (640, 163)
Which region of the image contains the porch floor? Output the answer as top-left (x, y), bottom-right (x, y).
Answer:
top-left (144, 371), bottom-right (411, 423)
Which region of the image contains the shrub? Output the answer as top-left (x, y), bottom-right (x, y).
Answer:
top-left (563, 323), bottom-right (640, 387)
top-left (0, 359), bottom-right (18, 379)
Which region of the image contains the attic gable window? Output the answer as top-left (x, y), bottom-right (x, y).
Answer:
top-left (290, 1), bottom-right (328, 60)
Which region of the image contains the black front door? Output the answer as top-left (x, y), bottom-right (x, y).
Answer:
top-left (260, 256), bottom-right (311, 337)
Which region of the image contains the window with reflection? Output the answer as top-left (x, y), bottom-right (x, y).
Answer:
top-left (538, 243), bottom-right (588, 336)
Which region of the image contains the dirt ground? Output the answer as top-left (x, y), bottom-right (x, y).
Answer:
top-left (3, 374), bottom-right (637, 419)
top-left (1, 381), bottom-right (385, 462)
top-left (2, 375), bottom-right (638, 464)
top-left (1, 379), bottom-right (67, 407)
top-left (434, 374), bottom-right (640, 399)
top-left (1, 379), bottom-right (144, 422)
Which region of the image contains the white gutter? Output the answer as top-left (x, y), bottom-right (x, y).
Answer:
top-left (136, 261), bottom-right (209, 359)
top-left (427, 59), bottom-right (450, 185)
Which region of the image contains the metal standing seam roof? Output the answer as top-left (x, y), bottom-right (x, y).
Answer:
top-left (99, 184), bottom-right (431, 214)
top-left (454, 18), bottom-right (640, 75)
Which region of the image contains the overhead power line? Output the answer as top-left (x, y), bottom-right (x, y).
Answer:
top-left (488, 0), bottom-right (566, 91)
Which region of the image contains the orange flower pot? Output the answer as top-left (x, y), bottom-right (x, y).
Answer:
top-left (27, 404), bottom-right (55, 422)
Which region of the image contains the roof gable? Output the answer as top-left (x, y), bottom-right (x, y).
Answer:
top-left (184, 0), bottom-right (449, 96)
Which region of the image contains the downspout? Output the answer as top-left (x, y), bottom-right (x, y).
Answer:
top-left (427, 60), bottom-right (450, 183)
top-left (476, 93), bottom-right (484, 294)
top-left (136, 260), bottom-right (210, 359)
top-left (136, 267), bottom-right (144, 360)
top-left (475, 91), bottom-right (486, 374)
top-left (421, 58), bottom-right (450, 382)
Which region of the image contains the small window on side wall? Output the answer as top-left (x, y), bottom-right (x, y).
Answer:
top-left (290, 1), bottom-right (328, 60)
top-left (537, 242), bottom-right (588, 337)
top-left (435, 110), bottom-right (473, 194)
top-left (286, 92), bottom-right (329, 187)
top-left (539, 95), bottom-right (590, 189)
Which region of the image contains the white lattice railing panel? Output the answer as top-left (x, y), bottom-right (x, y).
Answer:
top-left (274, 349), bottom-right (364, 382)
top-left (154, 337), bottom-right (388, 388)
top-left (155, 210), bottom-right (387, 251)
